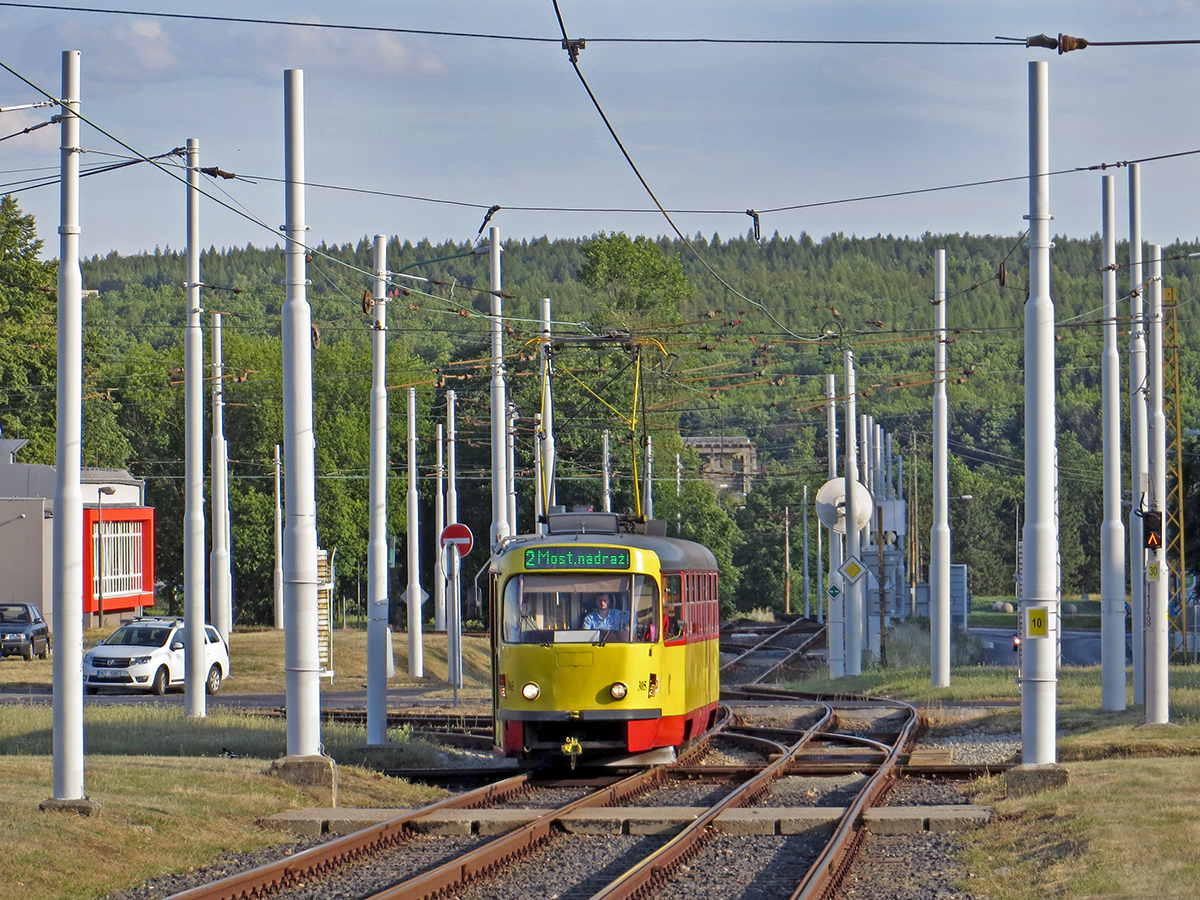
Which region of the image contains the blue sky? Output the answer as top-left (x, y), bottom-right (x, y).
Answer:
top-left (2, 1), bottom-right (1200, 257)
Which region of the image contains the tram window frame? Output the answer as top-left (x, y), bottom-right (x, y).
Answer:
top-left (663, 573), bottom-right (685, 644)
top-left (501, 573), bottom-right (659, 644)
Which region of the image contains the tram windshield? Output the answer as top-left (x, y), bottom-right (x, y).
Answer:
top-left (502, 573), bottom-right (659, 644)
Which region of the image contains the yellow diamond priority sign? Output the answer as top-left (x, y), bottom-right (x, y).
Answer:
top-left (839, 556), bottom-right (867, 583)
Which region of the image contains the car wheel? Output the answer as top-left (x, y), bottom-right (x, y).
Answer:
top-left (205, 664), bottom-right (222, 695)
top-left (37, 640), bottom-right (49, 660)
top-left (21, 644), bottom-right (32, 661)
top-left (150, 666), bottom-right (169, 696)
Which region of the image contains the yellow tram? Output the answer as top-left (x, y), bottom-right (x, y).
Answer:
top-left (490, 509), bottom-right (720, 763)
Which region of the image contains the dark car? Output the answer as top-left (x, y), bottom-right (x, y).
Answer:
top-left (0, 602), bottom-right (51, 660)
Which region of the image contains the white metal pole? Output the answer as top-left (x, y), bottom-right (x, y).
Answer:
top-left (870, 419), bottom-right (884, 657)
top-left (931, 248), bottom-right (951, 687)
top-left (1145, 245), bottom-right (1169, 724)
top-left (1100, 176), bottom-right (1127, 712)
top-left (273, 444), bottom-right (283, 629)
top-left (489, 226), bottom-right (510, 548)
top-left (1128, 163), bottom-right (1148, 706)
top-left (210, 312), bottom-right (231, 643)
top-left (802, 487), bottom-right (811, 618)
top-left (184, 138), bottom-right (207, 715)
top-left (447, 391), bottom-right (458, 528)
top-left (506, 401), bottom-right (518, 534)
top-left (816, 508), bottom-right (824, 624)
top-left (367, 233), bottom-right (389, 745)
top-left (282, 69), bottom-right (321, 758)
top-left (435, 423), bottom-right (446, 629)
top-left (602, 430), bottom-right (612, 512)
top-left (784, 506), bottom-right (791, 614)
top-left (1022, 60), bottom-right (1059, 765)
top-left (406, 387), bottom-right (423, 677)
top-left (861, 415), bottom-right (873, 552)
top-left (540, 297), bottom-right (557, 515)
top-left (845, 351), bottom-right (863, 676)
top-left (51, 49), bottom-right (85, 802)
top-left (448, 544), bottom-right (462, 697)
top-left (827, 373), bottom-right (842, 671)
top-left (446, 393), bottom-right (461, 696)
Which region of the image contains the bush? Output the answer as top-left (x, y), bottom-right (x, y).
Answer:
top-left (878, 621), bottom-right (984, 669)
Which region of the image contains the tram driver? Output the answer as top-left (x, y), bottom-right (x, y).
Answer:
top-left (583, 592), bottom-right (627, 632)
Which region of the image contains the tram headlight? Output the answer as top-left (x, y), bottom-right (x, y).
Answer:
top-left (609, 681), bottom-right (628, 700)
top-left (521, 682), bottom-right (540, 701)
top-left (498, 674), bottom-right (508, 698)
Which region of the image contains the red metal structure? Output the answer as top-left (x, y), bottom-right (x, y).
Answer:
top-left (82, 505), bottom-right (155, 615)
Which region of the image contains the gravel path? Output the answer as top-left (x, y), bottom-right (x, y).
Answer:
top-left (654, 833), bottom-right (830, 900)
top-left (836, 833), bottom-right (987, 900)
top-left (100, 724), bottom-right (1015, 900)
top-left (453, 834), bottom-right (673, 900)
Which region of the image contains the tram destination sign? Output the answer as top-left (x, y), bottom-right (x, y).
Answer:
top-left (524, 547), bottom-right (631, 570)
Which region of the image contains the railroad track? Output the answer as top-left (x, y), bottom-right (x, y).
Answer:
top-left (157, 691), bottom-right (991, 900)
top-left (720, 616), bottom-right (827, 685)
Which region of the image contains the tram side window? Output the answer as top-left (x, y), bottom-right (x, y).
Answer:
top-left (663, 573), bottom-right (684, 642)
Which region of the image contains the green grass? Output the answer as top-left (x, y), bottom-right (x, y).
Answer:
top-left (0, 703), bottom-right (458, 900)
top-left (792, 661), bottom-right (1200, 900)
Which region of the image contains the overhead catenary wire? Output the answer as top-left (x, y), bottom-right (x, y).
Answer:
top-left (0, 3), bottom-right (1037, 47)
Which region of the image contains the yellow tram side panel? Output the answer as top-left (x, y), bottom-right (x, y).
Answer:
top-left (492, 541), bottom-right (719, 754)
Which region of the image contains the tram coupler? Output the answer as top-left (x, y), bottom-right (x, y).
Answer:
top-left (561, 737), bottom-right (583, 769)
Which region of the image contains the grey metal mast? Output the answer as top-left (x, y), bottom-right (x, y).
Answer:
top-left (210, 311), bottom-right (231, 643)
top-left (367, 234), bottom-right (389, 744)
top-left (282, 69), bottom-right (321, 757)
top-left (51, 49), bottom-right (85, 803)
top-left (184, 138), bottom-right (207, 715)
top-left (1128, 164), bottom-right (1148, 706)
top-left (1099, 176), bottom-right (1126, 712)
top-left (931, 249), bottom-right (951, 687)
top-left (1021, 60), bottom-right (1059, 765)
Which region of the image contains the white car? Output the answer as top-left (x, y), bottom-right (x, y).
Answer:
top-left (83, 617), bottom-right (229, 695)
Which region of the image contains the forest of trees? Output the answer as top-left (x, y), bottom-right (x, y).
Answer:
top-left (3, 193), bottom-right (1200, 625)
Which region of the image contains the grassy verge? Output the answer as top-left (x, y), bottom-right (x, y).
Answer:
top-left (0, 628), bottom-right (496, 695)
top-left (0, 703), bottom-right (455, 900)
top-left (794, 664), bottom-right (1200, 900)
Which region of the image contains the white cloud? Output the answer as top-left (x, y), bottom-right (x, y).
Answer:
top-left (237, 18), bottom-right (450, 83)
top-left (50, 18), bottom-right (181, 82)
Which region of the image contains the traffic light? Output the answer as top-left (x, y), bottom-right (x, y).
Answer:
top-left (1142, 510), bottom-right (1163, 550)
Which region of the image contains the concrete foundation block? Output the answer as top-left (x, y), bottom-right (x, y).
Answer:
top-left (624, 807), bottom-right (700, 835)
top-left (777, 807), bottom-right (843, 835)
top-left (38, 797), bottom-right (101, 817)
top-left (325, 809), bottom-right (409, 834)
top-left (714, 808), bottom-right (778, 835)
top-left (261, 808), bottom-right (326, 835)
top-left (925, 805), bottom-right (992, 832)
top-left (1004, 763), bottom-right (1069, 797)
top-left (559, 809), bottom-right (629, 834)
top-left (406, 810), bottom-right (477, 835)
top-left (863, 807), bottom-right (926, 834)
top-left (269, 755), bottom-right (338, 808)
top-left (474, 809), bottom-right (543, 836)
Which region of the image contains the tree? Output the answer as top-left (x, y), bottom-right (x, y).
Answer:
top-left (0, 195), bottom-right (57, 461)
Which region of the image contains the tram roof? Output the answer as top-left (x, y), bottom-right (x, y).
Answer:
top-left (501, 528), bottom-right (718, 571)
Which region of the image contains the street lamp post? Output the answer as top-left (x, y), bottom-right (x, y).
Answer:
top-left (96, 486), bottom-right (115, 627)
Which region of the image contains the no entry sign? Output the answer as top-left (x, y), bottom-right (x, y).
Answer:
top-left (440, 522), bottom-right (474, 557)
